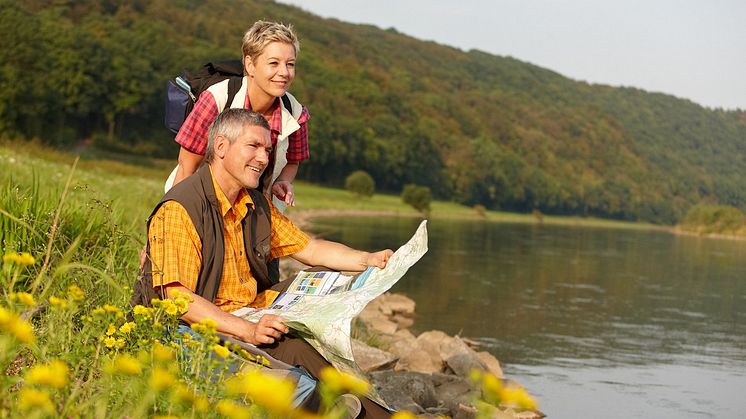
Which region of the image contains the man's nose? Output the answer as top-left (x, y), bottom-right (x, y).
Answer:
top-left (257, 148), bottom-right (270, 164)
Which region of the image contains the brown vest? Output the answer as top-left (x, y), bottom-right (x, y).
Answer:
top-left (130, 165), bottom-right (278, 308)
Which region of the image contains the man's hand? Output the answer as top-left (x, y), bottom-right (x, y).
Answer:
top-left (246, 314), bottom-right (289, 345)
top-left (271, 180), bottom-right (295, 206)
top-left (366, 249), bottom-right (393, 269)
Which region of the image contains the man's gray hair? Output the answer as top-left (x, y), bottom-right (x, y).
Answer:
top-left (205, 109), bottom-right (270, 163)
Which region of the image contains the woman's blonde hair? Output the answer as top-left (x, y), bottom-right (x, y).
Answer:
top-left (242, 20), bottom-right (300, 62)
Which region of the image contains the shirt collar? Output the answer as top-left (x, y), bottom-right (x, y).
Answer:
top-left (208, 165), bottom-right (254, 219)
top-left (245, 94), bottom-right (282, 137)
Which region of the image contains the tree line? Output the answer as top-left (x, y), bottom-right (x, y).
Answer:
top-left (2, 0), bottom-right (746, 224)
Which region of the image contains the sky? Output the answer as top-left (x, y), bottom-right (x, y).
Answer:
top-left (275, 0), bottom-right (746, 110)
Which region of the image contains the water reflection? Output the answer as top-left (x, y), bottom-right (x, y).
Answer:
top-left (310, 216), bottom-right (746, 418)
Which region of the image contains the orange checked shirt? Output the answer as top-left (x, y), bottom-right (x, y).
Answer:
top-left (148, 167), bottom-right (310, 312)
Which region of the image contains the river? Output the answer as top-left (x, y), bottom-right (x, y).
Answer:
top-left (308, 216), bottom-right (746, 418)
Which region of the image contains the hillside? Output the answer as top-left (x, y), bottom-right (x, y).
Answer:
top-left (2, 0), bottom-right (745, 224)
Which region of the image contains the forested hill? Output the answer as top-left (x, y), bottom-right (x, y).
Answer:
top-left (2, 0), bottom-right (745, 224)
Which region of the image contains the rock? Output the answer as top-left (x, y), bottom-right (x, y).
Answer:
top-left (476, 351), bottom-right (504, 378)
top-left (380, 293), bottom-right (416, 315)
top-left (389, 339), bottom-right (442, 374)
top-left (454, 403), bottom-right (477, 419)
top-left (446, 352), bottom-right (486, 377)
top-left (371, 370), bottom-right (438, 411)
top-left (430, 373), bottom-right (473, 414)
top-left (416, 330), bottom-right (452, 362)
top-left (351, 339), bottom-right (399, 372)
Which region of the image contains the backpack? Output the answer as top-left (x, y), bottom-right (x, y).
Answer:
top-left (164, 59), bottom-right (293, 134)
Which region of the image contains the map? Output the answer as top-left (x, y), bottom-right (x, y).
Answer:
top-left (233, 220), bottom-right (428, 378)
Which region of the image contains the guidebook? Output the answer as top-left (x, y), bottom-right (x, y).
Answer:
top-left (231, 220), bottom-right (429, 377)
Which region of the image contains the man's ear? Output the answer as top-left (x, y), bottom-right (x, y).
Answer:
top-left (214, 135), bottom-right (229, 159)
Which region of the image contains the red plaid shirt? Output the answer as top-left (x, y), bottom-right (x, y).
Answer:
top-left (175, 88), bottom-right (310, 162)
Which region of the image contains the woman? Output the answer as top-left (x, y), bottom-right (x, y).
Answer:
top-left (171, 21), bottom-right (310, 211)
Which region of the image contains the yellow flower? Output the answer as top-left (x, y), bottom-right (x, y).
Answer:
top-left (215, 399), bottom-right (251, 419)
top-left (17, 388), bottom-right (53, 413)
top-left (116, 338), bottom-right (125, 348)
top-left (499, 386), bottom-right (537, 410)
top-left (105, 324), bottom-right (117, 336)
top-left (392, 412), bottom-right (418, 419)
top-left (119, 322), bottom-right (136, 334)
top-left (192, 318), bottom-right (217, 335)
top-left (48, 296), bottom-right (68, 308)
top-left (11, 292), bottom-right (36, 307)
top-left (0, 307), bottom-right (36, 344)
top-left (226, 369), bottom-right (294, 415)
top-left (133, 305), bottom-right (153, 319)
top-left (25, 360), bottom-right (69, 389)
top-left (481, 371), bottom-right (503, 402)
top-left (3, 252), bottom-right (36, 266)
top-left (319, 367), bottom-right (370, 396)
top-left (103, 337), bottom-right (117, 348)
top-left (66, 284), bottom-right (85, 301)
top-left (164, 301), bottom-right (179, 316)
top-left (92, 307), bottom-right (105, 315)
top-left (150, 367), bottom-right (177, 392)
top-left (152, 341), bottom-right (175, 362)
top-left (212, 344), bottom-right (230, 359)
top-left (105, 354), bottom-right (142, 376)
top-left (102, 304), bottom-right (120, 314)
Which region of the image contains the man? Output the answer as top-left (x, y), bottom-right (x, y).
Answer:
top-left (141, 108), bottom-right (392, 418)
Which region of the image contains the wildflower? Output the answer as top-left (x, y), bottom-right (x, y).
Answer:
top-left (0, 307), bottom-right (36, 344)
top-left (152, 342), bottom-right (175, 362)
top-left (212, 344), bottom-right (230, 359)
top-left (103, 337), bottom-right (117, 348)
top-left (115, 338), bottom-right (125, 348)
top-left (3, 252), bottom-right (36, 266)
top-left (192, 318), bottom-right (217, 335)
top-left (66, 284), bottom-right (85, 301)
top-left (319, 367), bottom-right (370, 396)
top-left (25, 360), bottom-right (69, 389)
top-left (216, 399), bottom-right (251, 419)
top-left (11, 292), bottom-right (36, 307)
top-left (164, 301), bottom-right (179, 316)
top-left (500, 386), bottom-right (537, 410)
top-left (172, 384), bottom-right (209, 411)
top-left (119, 322), bottom-right (136, 334)
top-left (48, 296), bottom-right (68, 308)
top-left (102, 304), bottom-right (120, 314)
top-left (392, 412), bottom-right (418, 419)
top-left (17, 388), bottom-right (54, 413)
top-left (149, 367), bottom-right (177, 392)
top-left (92, 307), bottom-right (105, 315)
top-left (105, 354), bottom-right (142, 376)
top-left (133, 305), bottom-right (153, 319)
top-left (106, 324), bottom-right (117, 336)
top-left (226, 369), bottom-right (294, 415)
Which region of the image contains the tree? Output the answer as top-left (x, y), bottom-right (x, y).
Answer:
top-left (402, 184), bottom-right (432, 215)
top-left (345, 170), bottom-right (375, 198)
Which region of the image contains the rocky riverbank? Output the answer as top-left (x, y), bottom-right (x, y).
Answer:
top-left (351, 292), bottom-right (544, 418)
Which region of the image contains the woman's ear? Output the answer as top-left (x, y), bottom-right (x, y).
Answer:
top-left (243, 55), bottom-right (254, 77)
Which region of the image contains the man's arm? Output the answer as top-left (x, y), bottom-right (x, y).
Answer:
top-left (291, 238), bottom-right (393, 272)
top-left (163, 284), bottom-right (288, 345)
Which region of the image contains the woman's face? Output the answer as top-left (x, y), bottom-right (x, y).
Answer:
top-left (245, 41), bottom-right (296, 100)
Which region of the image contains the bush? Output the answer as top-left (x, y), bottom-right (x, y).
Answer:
top-left (402, 184), bottom-right (432, 214)
top-left (344, 171), bottom-right (375, 198)
top-left (681, 204), bottom-right (746, 234)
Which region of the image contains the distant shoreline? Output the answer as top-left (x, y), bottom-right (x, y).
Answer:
top-left (288, 208), bottom-right (746, 241)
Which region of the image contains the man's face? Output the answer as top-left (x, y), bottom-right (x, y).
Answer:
top-left (219, 125), bottom-right (272, 190)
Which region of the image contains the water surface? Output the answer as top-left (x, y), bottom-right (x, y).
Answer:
top-left (309, 216), bottom-right (746, 418)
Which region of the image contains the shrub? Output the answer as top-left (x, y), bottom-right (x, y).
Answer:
top-left (344, 171), bottom-right (375, 198)
top-left (681, 204), bottom-right (746, 234)
top-left (401, 184), bottom-right (432, 214)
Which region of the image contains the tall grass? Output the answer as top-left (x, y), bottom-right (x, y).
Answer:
top-left (0, 142), bottom-right (537, 417)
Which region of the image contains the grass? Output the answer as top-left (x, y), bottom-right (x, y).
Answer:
top-left (0, 139), bottom-right (541, 417)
